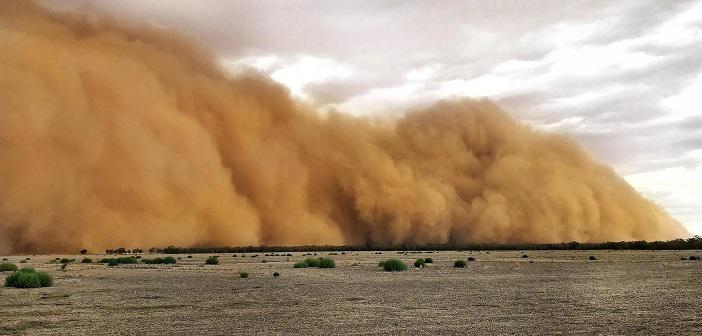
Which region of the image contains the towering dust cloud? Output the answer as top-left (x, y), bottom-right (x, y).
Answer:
top-left (0, 3), bottom-right (687, 253)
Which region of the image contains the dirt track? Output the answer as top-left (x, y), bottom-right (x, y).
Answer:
top-left (1, 250), bottom-right (701, 335)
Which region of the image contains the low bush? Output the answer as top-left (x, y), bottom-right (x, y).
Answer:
top-left (60, 258), bottom-right (75, 264)
top-left (107, 259), bottom-right (119, 267)
top-left (317, 258), bottom-right (335, 268)
top-left (205, 256), bottom-right (220, 265)
top-left (467, 257), bottom-right (476, 261)
top-left (293, 261), bottom-right (309, 268)
top-left (0, 263), bottom-right (18, 272)
top-left (142, 257), bottom-right (177, 264)
top-left (377, 260), bottom-right (386, 267)
top-left (19, 260), bottom-right (27, 264)
top-left (689, 256), bottom-right (700, 261)
top-left (4, 268), bottom-right (53, 288)
top-left (424, 258), bottom-right (433, 264)
top-left (81, 258), bottom-right (93, 263)
top-left (589, 256), bottom-right (597, 261)
top-left (304, 258), bottom-right (319, 267)
top-left (273, 272), bottom-right (280, 277)
top-left (1, 258), bottom-right (7, 261)
top-left (381, 259), bottom-right (407, 272)
top-left (454, 260), bottom-right (467, 268)
top-left (117, 256), bottom-right (138, 264)
top-left (37, 271), bottom-right (53, 287)
top-left (521, 254), bottom-right (529, 259)
top-left (414, 259), bottom-right (425, 268)
top-left (239, 271), bottom-right (249, 278)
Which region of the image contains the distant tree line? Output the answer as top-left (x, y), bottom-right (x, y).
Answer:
top-left (95, 236), bottom-right (702, 255)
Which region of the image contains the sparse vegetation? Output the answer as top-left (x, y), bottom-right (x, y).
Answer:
top-left (381, 259), bottom-right (407, 272)
top-left (454, 260), bottom-right (467, 268)
top-left (142, 257), bottom-right (177, 264)
top-left (146, 236), bottom-right (702, 255)
top-left (205, 256), bottom-right (220, 265)
top-left (414, 258), bottom-right (425, 268)
top-left (294, 257), bottom-right (336, 269)
top-left (0, 263), bottom-right (18, 272)
top-left (99, 256), bottom-right (138, 265)
top-left (304, 258), bottom-right (320, 267)
top-left (4, 268), bottom-right (53, 288)
top-left (317, 257), bottom-right (336, 268)
top-left (81, 258), bottom-right (93, 263)
top-left (60, 258), bottom-right (75, 264)
top-left (239, 271), bottom-right (249, 278)
top-left (293, 261), bottom-right (309, 268)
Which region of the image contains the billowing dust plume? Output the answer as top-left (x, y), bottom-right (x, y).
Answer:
top-left (0, 3), bottom-right (687, 253)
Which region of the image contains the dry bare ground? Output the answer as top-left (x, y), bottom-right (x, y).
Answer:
top-left (1, 250), bottom-right (701, 335)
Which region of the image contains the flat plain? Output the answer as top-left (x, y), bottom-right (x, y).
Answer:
top-left (1, 250), bottom-right (701, 335)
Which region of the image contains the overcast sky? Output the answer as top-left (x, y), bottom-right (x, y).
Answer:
top-left (44, 0), bottom-right (702, 235)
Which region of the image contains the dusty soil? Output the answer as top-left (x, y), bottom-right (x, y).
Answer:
top-left (1, 250), bottom-right (701, 335)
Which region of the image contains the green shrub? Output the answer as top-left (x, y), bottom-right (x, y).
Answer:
top-left (293, 261), bottom-right (309, 268)
top-left (454, 260), bottom-right (467, 268)
top-left (37, 272), bottom-right (53, 287)
top-left (81, 258), bottom-right (93, 263)
top-left (377, 260), bottom-right (386, 267)
top-left (414, 259), bottom-right (425, 268)
top-left (107, 259), bottom-right (119, 267)
top-left (273, 272), bottom-right (280, 277)
top-left (239, 271), bottom-right (249, 278)
top-left (317, 258), bottom-right (335, 268)
top-left (424, 258), bottom-right (433, 264)
top-left (142, 257), bottom-right (177, 264)
top-left (381, 259), bottom-right (407, 272)
top-left (10, 272), bottom-right (41, 288)
top-left (4, 268), bottom-right (52, 288)
top-left (116, 256), bottom-right (137, 264)
top-left (304, 258), bottom-right (320, 267)
top-left (205, 256), bottom-right (219, 265)
top-left (60, 258), bottom-right (75, 264)
top-left (0, 263), bottom-right (17, 272)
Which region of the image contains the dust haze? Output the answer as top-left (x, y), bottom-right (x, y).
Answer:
top-left (0, 2), bottom-right (687, 253)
